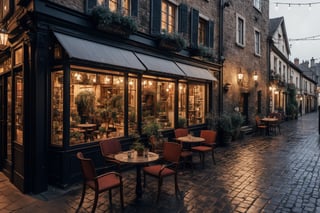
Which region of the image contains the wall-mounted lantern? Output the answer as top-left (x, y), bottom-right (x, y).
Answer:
top-left (253, 71), bottom-right (258, 86)
top-left (0, 27), bottom-right (9, 49)
top-left (224, 83), bottom-right (232, 92)
top-left (237, 68), bottom-right (243, 85)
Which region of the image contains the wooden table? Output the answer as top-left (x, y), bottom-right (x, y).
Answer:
top-left (76, 123), bottom-right (97, 141)
top-left (177, 135), bottom-right (205, 149)
top-left (115, 151), bottom-right (159, 198)
top-left (260, 117), bottom-right (278, 136)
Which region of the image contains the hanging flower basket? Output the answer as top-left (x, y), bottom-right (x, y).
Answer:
top-left (157, 31), bottom-right (187, 52)
top-left (91, 6), bottom-right (137, 37)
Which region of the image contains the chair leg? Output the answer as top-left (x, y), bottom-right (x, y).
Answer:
top-left (211, 150), bottom-right (216, 165)
top-left (76, 183), bottom-right (86, 212)
top-left (92, 191), bottom-right (99, 213)
top-left (174, 173), bottom-right (180, 199)
top-left (157, 178), bottom-right (163, 203)
top-left (120, 184), bottom-right (124, 210)
top-left (143, 172), bottom-right (146, 187)
top-left (108, 189), bottom-right (112, 207)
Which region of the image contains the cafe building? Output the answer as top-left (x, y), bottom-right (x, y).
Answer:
top-left (0, 0), bottom-right (221, 193)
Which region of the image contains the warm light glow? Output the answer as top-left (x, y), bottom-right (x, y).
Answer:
top-left (238, 68), bottom-right (243, 84)
top-left (253, 72), bottom-right (258, 81)
top-left (0, 28), bottom-right (9, 47)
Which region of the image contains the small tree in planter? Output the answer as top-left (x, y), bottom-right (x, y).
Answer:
top-left (230, 112), bottom-right (244, 140)
top-left (217, 113), bottom-right (233, 145)
top-left (75, 91), bottom-right (95, 123)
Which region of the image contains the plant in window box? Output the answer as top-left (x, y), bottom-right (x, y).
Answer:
top-left (190, 45), bottom-right (214, 58)
top-left (91, 6), bottom-right (137, 37)
top-left (157, 30), bottom-right (187, 52)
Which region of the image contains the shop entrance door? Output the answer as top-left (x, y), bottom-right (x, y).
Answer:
top-left (0, 75), bottom-right (13, 180)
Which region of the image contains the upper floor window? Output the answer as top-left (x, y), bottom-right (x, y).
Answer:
top-left (1, 0), bottom-right (11, 20)
top-left (161, 0), bottom-right (176, 33)
top-left (97, 0), bottom-right (130, 15)
top-left (236, 14), bottom-right (245, 47)
top-left (254, 28), bottom-right (261, 56)
top-left (253, 0), bottom-right (261, 11)
top-left (198, 18), bottom-right (206, 46)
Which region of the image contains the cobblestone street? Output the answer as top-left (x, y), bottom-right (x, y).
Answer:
top-left (1, 112), bottom-right (320, 213)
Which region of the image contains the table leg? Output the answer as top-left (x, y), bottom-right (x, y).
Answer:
top-left (136, 165), bottom-right (142, 198)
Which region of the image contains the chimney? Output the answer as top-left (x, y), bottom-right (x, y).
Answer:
top-left (294, 58), bottom-right (299, 66)
top-left (311, 57), bottom-right (315, 67)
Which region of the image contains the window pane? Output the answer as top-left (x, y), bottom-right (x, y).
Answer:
top-left (188, 84), bottom-right (205, 125)
top-left (51, 71), bottom-right (64, 146)
top-left (198, 19), bottom-right (206, 45)
top-left (142, 77), bottom-right (175, 129)
top-left (178, 83), bottom-right (187, 127)
top-left (122, 0), bottom-right (130, 16)
top-left (109, 0), bottom-right (118, 12)
top-left (15, 72), bottom-right (24, 145)
top-left (161, 0), bottom-right (176, 33)
top-left (69, 71), bottom-right (124, 145)
top-left (128, 77), bottom-right (138, 135)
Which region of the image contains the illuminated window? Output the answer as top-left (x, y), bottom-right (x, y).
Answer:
top-left (161, 0), bottom-right (176, 33)
top-left (97, 0), bottom-right (130, 15)
top-left (198, 18), bottom-right (206, 46)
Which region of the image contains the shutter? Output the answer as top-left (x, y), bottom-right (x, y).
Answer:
top-left (208, 20), bottom-right (214, 48)
top-left (86, 0), bottom-right (97, 13)
top-left (150, 0), bottom-right (162, 35)
top-left (190, 8), bottom-right (199, 48)
top-left (131, 0), bottom-right (138, 17)
top-left (178, 4), bottom-right (188, 34)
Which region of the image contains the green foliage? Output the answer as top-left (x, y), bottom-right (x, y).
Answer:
top-left (142, 120), bottom-right (160, 138)
top-left (230, 112), bottom-right (244, 130)
top-left (158, 30), bottom-right (187, 51)
top-left (177, 117), bottom-right (187, 128)
top-left (75, 91), bottom-right (95, 117)
top-left (91, 6), bottom-right (137, 34)
top-left (218, 113), bottom-right (233, 134)
top-left (286, 84), bottom-right (298, 118)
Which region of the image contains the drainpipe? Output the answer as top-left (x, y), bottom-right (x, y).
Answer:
top-left (218, 0), bottom-right (225, 115)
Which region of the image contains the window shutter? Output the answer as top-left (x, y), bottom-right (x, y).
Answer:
top-left (190, 8), bottom-right (199, 48)
top-left (131, 0), bottom-right (138, 17)
top-left (178, 4), bottom-right (188, 34)
top-left (150, 0), bottom-right (161, 35)
top-left (86, 0), bottom-right (97, 13)
top-left (208, 20), bottom-right (214, 48)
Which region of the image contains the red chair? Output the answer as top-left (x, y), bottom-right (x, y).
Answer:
top-left (76, 152), bottom-right (124, 212)
top-left (99, 138), bottom-right (123, 171)
top-left (255, 115), bottom-right (268, 135)
top-left (191, 130), bottom-right (217, 168)
top-left (143, 142), bottom-right (182, 202)
top-left (174, 128), bottom-right (193, 171)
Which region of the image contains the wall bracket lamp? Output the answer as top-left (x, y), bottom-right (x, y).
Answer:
top-left (237, 68), bottom-right (243, 85)
top-left (0, 28), bottom-right (9, 49)
top-left (253, 71), bottom-right (258, 86)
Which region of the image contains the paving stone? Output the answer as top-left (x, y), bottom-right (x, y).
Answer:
top-left (1, 112), bottom-right (320, 212)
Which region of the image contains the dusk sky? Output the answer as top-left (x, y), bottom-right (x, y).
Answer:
top-left (269, 0), bottom-right (320, 63)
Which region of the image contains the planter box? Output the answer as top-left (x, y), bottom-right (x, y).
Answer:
top-left (97, 23), bottom-right (132, 37)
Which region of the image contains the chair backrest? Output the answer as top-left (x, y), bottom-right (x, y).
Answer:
top-left (163, 142), bottom-right (182, 163)
top-left (200, 130), bottom-right (217, 145)
top-left (99, 138), bottom-right (122, 157)
top-left (255, 115), bottom-right (262, 126)
top-left (174, 128), bottom-right (188, 138)
top-left (76, 152), bottom-right (97, 181)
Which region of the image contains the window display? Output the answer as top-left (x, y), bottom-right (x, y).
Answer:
top-left (188, 84), bottom-right (205, 125)
top-left (15, 72), bottom-right (23, 144)
top-left (51, 71), bottom-right (63, 146)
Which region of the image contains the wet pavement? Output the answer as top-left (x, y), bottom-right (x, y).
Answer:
top-left (1, 112), bottom-right (320, 213)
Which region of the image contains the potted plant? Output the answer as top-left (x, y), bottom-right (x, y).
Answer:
top-left (157, 30), bottom-right (187, 52)
top-left (218, 113), bottom-right (233, 145)
top-left (91, 6), bottom-right (137, 37)
top-left (75, 91), bottom-right (95, 123)
top-left (230, 112), bottom-right (244, 140)
top-left (131, 138), bottom-right (145, 156)
top-left (177, 117), bottom-right (187, 128)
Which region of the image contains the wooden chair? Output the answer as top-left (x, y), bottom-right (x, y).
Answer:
top-left (143, 142), bottom-right (182, 202)
top-left (191, 130), bottom-right (217, 168)
top-left (99, 138), bottom-right (123, 171)
top-left (174, 128), bottom-right (193, 171)
top-left (76, 152), bottom-right (124, 213)
top-left (255, 115), bottom-right (267, 135)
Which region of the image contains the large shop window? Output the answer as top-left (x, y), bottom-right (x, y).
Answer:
top-left (142, 76), bottom-right (175, 129)
top-left (178, 83), bottom-right (187, 126)
top-left (51, 70), bottom-right (127, 146)
top-left (188, 84), bottom-right (205, 125)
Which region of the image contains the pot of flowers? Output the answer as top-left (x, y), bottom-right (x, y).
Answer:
top-left (131, 140), bottom-right (145, 156)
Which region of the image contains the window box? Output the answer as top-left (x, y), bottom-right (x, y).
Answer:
top-left (91, 6), bottom-right (137, 37)
top-left (190, 45), bottom-right (213, 58)
top-left (157, 32), bottom-right (187, 52)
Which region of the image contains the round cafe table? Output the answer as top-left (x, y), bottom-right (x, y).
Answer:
top-left (177, 135), bottom-right (205, 149)
top-left (114, 151), bottom-right (159, 198)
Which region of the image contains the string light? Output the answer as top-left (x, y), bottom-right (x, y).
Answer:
top-left (273, 1), bottom-right (320, 9)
